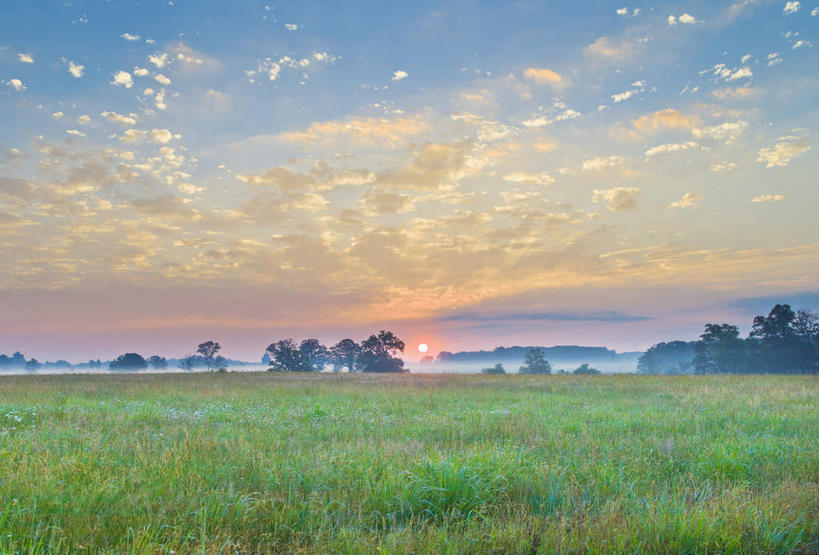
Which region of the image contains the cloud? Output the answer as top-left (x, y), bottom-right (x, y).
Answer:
top-left (360, 190), bottom-right (413, 215)
top-left (726, 67), bottom-right (752, 80)
top-left (631, 108), bottom-right (697, 135)
top-left (133, 67), bottom-right (149, 77)
top-left (111, 71), bottom-right (133, 88)
top-left (284, 23), bottom-right (299, 31)
top-left (644, 141), bottom-right (699, 158)
top-left (101, 111), bottom-right (137, 125)
top-left (783, 1), bottom-right (800, 14)
top-left (278, 114), bottom-right (427, 145)
top-left (679, 13), bottom-right (698, 23)
top-left (148, 53), bottom-right (168, 68)
top-left (669, 192), bottom-right (703, 208)
top-left (6, 78), bottom-right (25, 91)
top-left (0, 177), bottom-right (36, 201)
top-left (154, 73), bottom-right (171, 85)
top-left (437, 310), bottom-right (650, 322)
top-left (792, 40), bottom-right (812, 49)
top-left (76, 114), bottom-right (92, 125)
top-left (66, 129), bottom-right (85, 137)
top-left (149, 128), bottom-right (174, 144)
top-left (583, 155), bottom-right (625, 171)
top-left (611, 89), bottom-right (638, 103)
top-left (376, 141), bottom-right (471, 190)
top-left (523, 67), bottom-right (562, 85)
top-left (503, 171), bottom-right (555, 186)
top-left (52, 111), bottom-right (64, 119)
top-left (710, 161), bottom-right (737, 172)
top-left (178, 183), bottom-right (205, 195)
top-left (711, 87), bottom-right (755, 100)
top-left (585, 36), bottom-right (635, 59)
top-left (121, 32), bottom-right (141, 41)
top-left (751, 194), bottom-right (785, 202)
top-left (17, 53), bottom-right (34, 63)
top-left (67, 60), bottom-right (84, 78)
top-left (392, 70), bottom-right (408, 81)
top-left (592, 187), bottom-right (639, 211)
top-left (756, 137), bottom-right (810, 167)
top-left (692, 121), bottom-right (747, 143)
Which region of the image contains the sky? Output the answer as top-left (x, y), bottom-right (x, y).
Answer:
top-left (1, 0), bottom-right (817, 363)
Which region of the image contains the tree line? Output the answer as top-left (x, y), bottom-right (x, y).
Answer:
top-left (639, 304), bottom-right (819, 374)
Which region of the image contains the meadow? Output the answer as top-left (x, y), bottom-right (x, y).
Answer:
top-left (0, 372), bottom-right (816, 553)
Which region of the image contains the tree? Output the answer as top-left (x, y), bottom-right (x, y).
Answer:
top-left (329, 339), bottom-right (361, 372)
top-left (197, 341), bottom-right (222, 371)
top-left (481, 363), bottom-right (506, 375)
top-left (574, 363), bottom-right (601, 375)
top-left (519, 348), bottom-right (551, 374)
top-left (299, 339), bottom-right (329, 372)
top-left (693, 324), bottom-right (744, 373)
top-left (109, 353), bottom-right (148, 371)
top-left (25, 358), bottom-right (40, 371)
top-left (357, 330), bottom-right (406, 373)
top-left (178, 355), bottom-right (195, 371)
top-left (266, 339), bottom-right (311, 372)
top-left (793, 310), bottom-right (819, 343)
top-left (637, 341), bottom-right (696, 374)
top-left (147, 355), bottom-right (167, 369)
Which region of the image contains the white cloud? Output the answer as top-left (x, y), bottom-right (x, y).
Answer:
top-left (284, 23), bottom-right (299, 31)
top-left (741, 54), bottom-right (752, 64)
top-left (726, 67), bottom-right (752, 80)
top-left (149, 128), bottom-right (174, 143)
top-left (101, 111), bottom-right (137, 125)
top-left (6, 78), bottom-right (25, 91)
top-left (178, 183), bottom-right (205, 194)
top-left (583, 155), bottom-right (625, 171)
top-left (66, 129), bottom-right (85, 137)
top-left (812, 7), bottom-right (819, 15)
top-left (148, 53), bottom-right (169, 68)
top-left (111, 71), bottom-right (133, 88)
top-left (503, 171), bottom-right (555, 186)
top-left (133, 67), bottom-right (149, 77)
top-left (792, 40), bottom-right (813, 49)
top-left (154, 91), bottom-right (167, 110)
top-left (710, 161), bottom-right (737, 173)
top-left (611, 89), bottom-right (638, 102)
top-left (154, 73), bottom-right (171, 85)
top-left (692, 120), bottom-right (747, 143)
top-left (392, 70), bottom-right (408, 81)
top-left (17, 53), bottom-right (34, 64)
top-left (678, 13), bottom-right (698, 23)
top-left (783, 1), bottom-right (800, 14)
top-left (668, 15), bottom-right (677, 25)
top-left (76, 114), bottom-right (92, 125)
top-left (616, 7), bottom-right (628, 15)
top-left (521, 117), bottom-right (549, 128)
top-left (523, 67), bottom-right (563, 85)
top-left (592, 187), bottom-right (639, 211)
top-left (119, 129), bottom-right (146, 144)
top-left (121, 32), bottom-right (141, 41)
top-left (756, 137), bottom-right (811, 167)
top-left (751, 194), bottom-right (785, 202)
top-left (51, 111), bottom-right (64, 119)
top-left (669, 192), bottom-right (703, 208)
top-left (644, 141), bottom-right (699, 158)
top-left (68, 60), bottom-right (85, 78)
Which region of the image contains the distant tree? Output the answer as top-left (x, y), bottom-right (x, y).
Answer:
top-left (197, 341), bottom-right (222, 371)
top-left (357, 330), bottom-right (406, 373)
top-left (481, 363), bottom-right (506, 375)
top-left (261, 353), bottom-right (271, 366)
top-left (519, 349), bottom-right (551, 374)
top-left (109, 353), bottom-right (148, 371)
top-left (573, 363), bottom-right (601, 375)
top-left (178, 355), bottom-right (196, 371)
top-left (693, 324), bottom-right (744, 373)
top-left (266, 339), bottom-right (311, 372)
top-left (329, 339), bottom-right (361, 372)
top-left (25, 358), bottom-right (40, 371)
top-left (0, 352), bottom-right (26, 369)
top-left (750, 305), bottom-right (818, 372)
top-left (147, 355), bottom-right (167, 369)
top-left (793, 310), bottom-right (819, 343)
top-left (299, 339), bottom-right (329, 372)
top-left (637, 341), bottom-right (697, 374)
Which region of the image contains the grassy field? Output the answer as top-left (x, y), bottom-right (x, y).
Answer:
top-left (0, 372), bottom-right (816, 553)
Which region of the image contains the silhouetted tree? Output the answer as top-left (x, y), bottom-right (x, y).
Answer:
top-left (693, 324), bottom-right (744, 373)
top-left (109, 353), bottom-right (148, 371)
top-left (147, 355), bottom-right (167, 369)
top-left (25, 358), bottom-right (40, 371)
top-left (519, 349), bottom-right (551, 374)
top-left (299, 339), bottom-right (329, 372)
top-left (357, 330), bottom-right (406, 373)
top-left (178, 355), bottom-right (195, 371)
top-left (481, 363), bottom-right (506, 375)
top-left (266, 339), bottom-right (312, 372)
top-left (637, 341), bottom-right (696, 374)
top-left (329, 339), bottom-right (361, 372)
top-left (574, 363), bottom-right (601, 375)
top-left (197, 341), bottom-right (222, 371)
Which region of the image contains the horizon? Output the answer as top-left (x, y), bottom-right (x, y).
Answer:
top-left (1, 1), bottom-right (817, 362)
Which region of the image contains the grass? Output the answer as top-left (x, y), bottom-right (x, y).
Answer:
top-left (0, 372), bottom-right (816, 553)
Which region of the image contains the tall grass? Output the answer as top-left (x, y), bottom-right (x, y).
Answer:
top-left (0, 372), bottom-right (816, 552)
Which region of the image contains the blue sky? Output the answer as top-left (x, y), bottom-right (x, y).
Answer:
top-left (1, 0), bottom-right (817, 361)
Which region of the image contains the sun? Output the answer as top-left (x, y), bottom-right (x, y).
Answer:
top-left (418, 343), bottom-right (429, 353)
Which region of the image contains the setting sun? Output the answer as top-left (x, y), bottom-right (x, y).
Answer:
top-left (418, 343), bottom-right (429, 353)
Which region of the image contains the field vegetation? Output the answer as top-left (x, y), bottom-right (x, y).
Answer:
top-left (0, 372), bottom-right (816, 553)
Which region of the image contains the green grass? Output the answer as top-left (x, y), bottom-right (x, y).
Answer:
top-left (0, 372), bottom-right (816, 553)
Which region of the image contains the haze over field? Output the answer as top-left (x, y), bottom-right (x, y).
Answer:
top-left (1, 1), bottom-right (817, 361)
